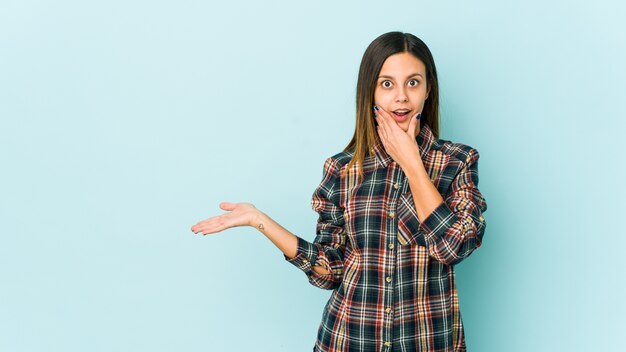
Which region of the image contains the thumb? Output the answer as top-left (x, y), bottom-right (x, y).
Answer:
top-left (408, 112), bottom-right (421, 139)
top-left (219, 202), bottom-right (237, 211)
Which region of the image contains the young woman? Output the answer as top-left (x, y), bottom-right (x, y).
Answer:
top-left (191, 32), bottom-right (487, 352)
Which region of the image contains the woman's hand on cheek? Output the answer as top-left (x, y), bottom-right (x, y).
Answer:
top-left (374, 106), bottom-right (422, 170)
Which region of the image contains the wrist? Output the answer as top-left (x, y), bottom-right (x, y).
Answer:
top-left (252, 210), bottom-right (268, 232)
top-left (398, 145), bottom-right (422, 173)
top-left (403, 155), bottom-right (428, 181)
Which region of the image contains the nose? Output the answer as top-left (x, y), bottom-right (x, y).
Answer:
top-left (395, 87), bottom-right (409, 103)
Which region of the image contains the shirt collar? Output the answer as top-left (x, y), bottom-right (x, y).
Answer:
top-left (370, 123), bottom-right (436, 168)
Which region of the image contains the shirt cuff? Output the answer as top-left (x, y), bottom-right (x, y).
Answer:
top-left (418, 201), bottom-right (459, 243)
top-left (284, 236), bottom-right (318, 273)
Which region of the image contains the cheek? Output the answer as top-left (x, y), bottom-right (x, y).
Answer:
top-left (373, 90), bottom-right (392, 107)
top-left (410, 91), bottom-right (428, 108)
top-left (410, 88), bottom-right (427, 100)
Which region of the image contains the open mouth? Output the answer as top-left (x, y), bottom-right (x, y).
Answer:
top-left (392, 109), bottom-right (411, 120)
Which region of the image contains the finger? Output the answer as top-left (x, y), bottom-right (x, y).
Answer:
top-left (407, 112), bottom-right (421, 140)
top-left (374, 106), bottom-right (390, 128)
top-left (375, 115), bottom-right (389, 142)
top-left (191, 213), bottom-right (228, 232)
top-left (191, 202), bottom-right (236, 232)
top-left (191, 220), bottom-right (210, 233)
top-left (377, 106), bottom-right (403, 132)
top-left (191, 220), bottom-right (212, 234)
top-left (220, 202), bottom-right (237, 211)
top-left (195, 217), bottom-right (230, 235)
top-left (197, 223), bottom-right (223, 235)
top-left (191, 213), bottom-right (221, 229)
top-left (374, 107), bottom-right (392, 137)
top-left (195, 224), bottom-right (222, 235)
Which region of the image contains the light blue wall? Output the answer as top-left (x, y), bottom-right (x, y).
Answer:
top-left (2, 1), bottom-right (624, 351)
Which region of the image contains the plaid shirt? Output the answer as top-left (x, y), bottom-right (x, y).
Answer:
top-left (286, 123), bottom-right (487, 352)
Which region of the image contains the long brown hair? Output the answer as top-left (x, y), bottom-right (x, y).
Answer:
top-left (343, 32), bottom-right (440, 176)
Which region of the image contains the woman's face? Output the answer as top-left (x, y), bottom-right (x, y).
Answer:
top-left (374, 52), bottom-right (429, 133)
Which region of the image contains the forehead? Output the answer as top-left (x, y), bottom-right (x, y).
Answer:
top-left (379, 52), bottom-right (426, 77)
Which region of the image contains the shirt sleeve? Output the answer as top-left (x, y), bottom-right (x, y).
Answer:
top-left (285, 157), bottom-right (345, 290)
top-left (405, 147), bottom-right (488, 265)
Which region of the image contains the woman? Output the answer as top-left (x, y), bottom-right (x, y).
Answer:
top-left (191, 31), bottom-right (488, 352)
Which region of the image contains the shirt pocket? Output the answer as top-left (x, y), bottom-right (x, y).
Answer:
top-left (396, 191), bottom-right (427, 247)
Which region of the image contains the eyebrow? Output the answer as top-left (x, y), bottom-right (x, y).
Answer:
top-left (378, 73), bottom-right (424, 80)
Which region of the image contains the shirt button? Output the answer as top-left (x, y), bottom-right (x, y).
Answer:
top-left (302, 258), bottom-right (309, 264)
top-left (388, 243), bottom-right (395, 250)
top-left (385, 276), bottom-right (392, 283)
top-left (393, 183), bottom-right (400, 190)
top-left (385, 307), bottom-right (392, 314)
top-left (388, 212), bottom-right (395, 219)
top-left (384, 341), bottom-right (392, 347)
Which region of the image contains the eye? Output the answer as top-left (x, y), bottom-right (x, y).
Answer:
top-left (408, 79), bottom-right (419, 87)
top-left (381, 80), bottom-right (393, 88)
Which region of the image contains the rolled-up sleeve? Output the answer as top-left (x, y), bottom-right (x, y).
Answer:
top-left (285, 157), bottom-right (346, 290)
top-left (417, 148), bottom-right (487, 265)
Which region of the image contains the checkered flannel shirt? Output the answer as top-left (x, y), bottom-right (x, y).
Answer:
top-left (287, 123), bottom-right (487, 352)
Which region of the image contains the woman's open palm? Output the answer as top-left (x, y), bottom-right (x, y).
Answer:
top-left (191, 202), bottom-right (258, 235)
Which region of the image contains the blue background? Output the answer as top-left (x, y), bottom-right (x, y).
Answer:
top-left (1, 0), bottom-right (624, 350)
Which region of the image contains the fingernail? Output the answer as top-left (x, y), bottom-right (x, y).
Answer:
top-left (373, 105), bottom-right (379, 111)
top-left (416, 113), bottom-right (421, 120)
